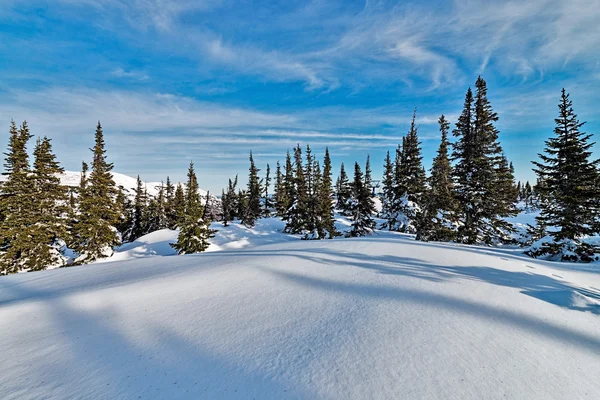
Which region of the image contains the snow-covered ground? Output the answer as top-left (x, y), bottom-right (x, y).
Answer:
top-left (1, 222), bottom-right (600, 399)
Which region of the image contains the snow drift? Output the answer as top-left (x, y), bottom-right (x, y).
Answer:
top-left (1, 231), bottom-right (600, 399)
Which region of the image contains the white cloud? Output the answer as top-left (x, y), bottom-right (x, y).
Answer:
top-left (111, 68), bottom-right (149, 81)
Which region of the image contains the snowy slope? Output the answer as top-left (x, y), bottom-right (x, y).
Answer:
top-left (1, 232), bottom-right (600, 399)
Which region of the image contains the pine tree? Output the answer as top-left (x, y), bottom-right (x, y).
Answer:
top-left (529, 89), bottom-right (600, 261)
top-left (335, 163), bottom-right (351, 214)
top-left (171, 162), bottom-right (216, 254)
top-left (274, 161), bottom-right (289, 217)
top-left (72, 122), bottom-right (120, 263)
top-left (400, 110), bottom-right (427, 204)
top-left (304, 145), bottom-right (316, 233)
top-left (452, 77), bottom-right (515, 244)
top-left (347, 161), bottom-right (376, 237)
top-left (126, 175), bottom-right (147, 241)
top-left (172, 183), bottom-right (186, 227)
top-left (416, 115), bottom-right (457, 241)
top-left (284, 145), bottom-right (310, 234)
top-left (264, 163), bottom-right (272, 217)
top-left (243, 152), bottom-right (262, 227)
top-left (380, 150), bottom-right (396, 230)
top-left (115, 185), bottom-right (132, 241)
top-left (165, 176), bottom-right (177, 229)
top-left (221, 176), bottom-right (238, 226)
top-left (0, 121), bottom-right (37, 274)
top-left (26, 137), bottom-right (70, 271)
top-left (317, 147), bottom-right (338, 238)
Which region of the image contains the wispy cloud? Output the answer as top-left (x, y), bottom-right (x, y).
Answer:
top-left (111, 68), bottom-right (149, 81)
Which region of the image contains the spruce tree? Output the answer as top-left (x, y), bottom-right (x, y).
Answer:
top-left (0, 121), bottom-right (37, 274)
top-left (530, 89), bottom-right (600, 261)
top-left (335, 163), bottom-right (352, 214)
top-left (221, 176), bottom-right (238, 226)
top-left (380, 150), bottom-right (396, 230)
top-left (264, 163), bottom-right (272, 217)
top-left (416, 115), bottom-right (457, 241)
top-left (172, 183), bottom-right (186, 227)
top-left (171, 162), bottom-right (216, 254)
top-left (400, 110), bottom-right (427, 204)
top-left (165, 176), bottom-right (177, 229)
top-left (115, 185), bottom-right (132, 240)
top-left (452, 77), bottom-right (515, 244)
top-left (126, 175), bottom-right (147, 241)
top-left (284, 145), bottom-right (310, 234)
top-left (274, 161), bottom-right (289, 217)
top-left (72, 122), bottom-right (120, 263)
top-left (243, 152), bottom-right (262, 227)
top-left (304, 145), bottom-right (316, 233)
top-left (347, 162), bottom-right (376, 237)
top-left (317, 147), bottom-right (338, 238)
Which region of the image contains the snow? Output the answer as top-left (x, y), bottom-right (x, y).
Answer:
top-left (1, 225), bottom-right (600, 399)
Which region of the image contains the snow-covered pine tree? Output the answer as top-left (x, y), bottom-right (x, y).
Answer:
top-left (416, 115), bottom-right (457, 242)
top-left (72, 122), bottom-right (120, 264)
top-left (165, 176), bottom-right (177, 229)
top-left (0, 121), bottom-right (36, 274)
top-left (126, 175), bottom-right (147, 242)
top-left (24, 137), bottom-right (70, 271)
top-left (335, 162), bottom-right (351, 214)
top-left (274, 161), bottom-right (289, 217)
top-left (347, 161), bottom-right (376, 237)
top-left (263, 163), bottom-right (272, 217)
top-left (452, 77), bottom-right (515, 245)
top-left (317, 147), bottom-right (338, 239)
top-left (380, 150), bottom-right (396, 230)
top-left (304, 145), bottom-right (316, 234)
top-left (171, 162), bottom-right (216, 254)
top-left (529, 89), bottom-right (600, 262)
top-left (172, 183), bottom-right (186, 228)
top-left (242, 152), bottom-right (262, 227)
top-left (284, 145), bottom-right (310, 234)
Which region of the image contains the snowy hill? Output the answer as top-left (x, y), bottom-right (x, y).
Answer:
top-left (1, 170), bottom-right (209, 198)
top-left (1, 229), bottom-right (600, 399)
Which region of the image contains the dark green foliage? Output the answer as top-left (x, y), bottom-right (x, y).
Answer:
top-left (284, 145), bottom-right (311, 234)
top-left (221, 176), bottom-right (238, 226)
top-left (274, 161), bottom-right (289, 217)
top-left (242, 152), bottom-right (262, 227)
top-left (165, 176), bottom-right (177, 229)
top-left (72, 122), bottom-right (120, 263)
top-left (172, 183), bottom-right (186, 228)
top-left (264, 163), bottom-right (272, 217)
top-left (171, 162), bottom-right (216, 254)
top-left (416, 115), bottom-right (457, 242)
top-left (316, 148), bottom-right (338, 239)
top-left (380, 151), bottom-right (395, 230)
top-left (0, 122), bottom-right (38, 273)
top-left (398, 110), bottom-right (427, 204)
top-left (335, 163), bottom-right (351, 214)
top-left (529, 89), bottom-right (600, 261)
top-left (126, 175), bottom-right (147, 242)
top-left (451, 77), bottom-right (516, 245)
top-left (347, 161), bottom-right (376, 237)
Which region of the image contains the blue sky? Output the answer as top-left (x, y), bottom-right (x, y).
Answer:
top-left (1, 0), bottom-right (599, 193)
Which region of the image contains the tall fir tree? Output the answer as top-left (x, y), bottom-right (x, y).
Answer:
top-left (126, 175), bottom-right (147, 241)
top-left (165, 176), bottom-right (177, 229)
top-left (274, 161), bottom-right (289, 217)
top-left (171, 162), bottom-right (216, 254)
top-left (416, 115), bottom-right (457, 241)
top-left (316, 147), bottom-right (338, 239)
top-left (72, 122), bottom-right (120, 263)
top-left (0, 121), bottom-right (37, 274)
top-left (380, 150), bottom-right (396, 230)
top-left (284, 145), bottom-right (310, 234)
top-left (335, 162), bottom-right (352, 214)
top-left (264, 163), bottom-right (272, 217)
top-left (243, 152), bottom-right (262, 227)
top-left (530, 89), bottom-right (600, 261)
top-left (347, 161), bottom-right (376, 237)
top-left (221, 175), bottom-right (238, 226)
top-left (26, 137), bottom-right (70, 271)
top-left (172, 183), bottom-right (186, 227)
top-left (452, 77), bottom-right (515, 244)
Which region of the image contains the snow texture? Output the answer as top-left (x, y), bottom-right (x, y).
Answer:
top-left (1, 225), bottom-right (600, 399)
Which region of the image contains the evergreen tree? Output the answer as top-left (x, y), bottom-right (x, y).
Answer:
top-left (416, 115), bottom-right (457, 241)
top-left (165, 176), bottom-right (177, 229)
top-left (335, 163), bottom-right (351, 214)
top-left (380, 150), bottom-right (396, 230)
top-left (0, 121), bottom-right (37, 274)
top-left (364, 155), bottom-right (373, 195)
top-left (115, 185), bottom-right (132, 240)
top-left (304, 145), bottom-right (316, 233)
top-left (452, 77), bottom-right (515, 244)
top-left (126, 175), bottom-right (147, 241)
top-left (316, 147), bottom-right (337, 238)
top-left (400, 110), bottom-right (427, 204)
top-left (221, 176), bottom-right (238, 226)
top-left (529, 89), bottom-right (600, 261)
top-left (264, 163), bottom-right (272, 217)
top-left (72, 122), bottom-right (120, 263)
top-left (347, 162), bottom-right (376, 237)
top-left (243, 152), bottom-right (262, 227)
top-left (172, 183), bottom-right (186, 227)
top-left (274, 161), bottom-right (289, 217)
top-left (284, 145), bottom-right (310, 234)
top-left (171, 162), bottom-right (216, 254)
